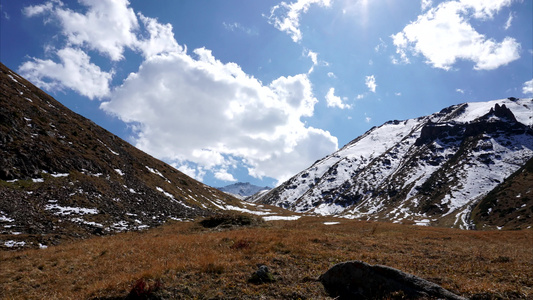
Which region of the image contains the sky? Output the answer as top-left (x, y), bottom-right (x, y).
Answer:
top-left (1, 0), bottom-right (532, 188)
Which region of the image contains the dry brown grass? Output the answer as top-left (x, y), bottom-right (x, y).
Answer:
top-left (1, 216), bottom-right (532, 299)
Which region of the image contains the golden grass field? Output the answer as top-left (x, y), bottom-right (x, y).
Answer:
top-left (1, 215), bottom-right (532, 299)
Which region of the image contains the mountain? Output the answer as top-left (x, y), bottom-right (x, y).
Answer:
top-left (0, 63), bottom-right (274, 249)
top-left (472, 156), bottom-right (533, 229)
top-left (250, 98), bottom-right (533, 230)
top-left (217, 182), bottom-right (271, 199)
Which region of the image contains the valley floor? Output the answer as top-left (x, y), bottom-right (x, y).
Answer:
top-left (1, 216), bottom-right (532, 299)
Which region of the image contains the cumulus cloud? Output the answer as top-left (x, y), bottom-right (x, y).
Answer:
top-left (52, 0), bottom-right (139, 61)
top-left (101, 49), bottom-right (337, 185)
top-left (20, 0), bottom-right (184, 100)
top-left (174, 163), bottom-right (206, 182)
top-left (365, 75), bottom-right (377, 93)
top-left (136, 13), bottom-right (183, 58)
top-left (267, 0), bottom-right (332, 42)
top-left (20, 0), bottom-right (338, 184)
top-left (523, 78), bottom-right (533, 95)
top-left (325, 88), bottom-right (351, 109)
top-left (391, 0), bottom-right (520, 70)
top-left (18, 47), bottom-right (112, 99)
top-left (215, 170), bottom-right (237, 182)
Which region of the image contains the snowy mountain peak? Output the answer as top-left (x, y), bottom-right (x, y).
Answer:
top-left (217, 182), bottom-right (271, 199)
top-left (251, 98), bottom-right (533, 230)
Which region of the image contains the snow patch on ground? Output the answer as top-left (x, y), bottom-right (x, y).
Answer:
top-left (323, 221), bottom-right (340, 225)
top-left (51, 173), bottom-right (69, 177)
top-left (263, 215), bottom-right (301, 221)
top-left (45, 202), bottom-right (98, 216)
top-left (4, 240), bottom-right (26, 248)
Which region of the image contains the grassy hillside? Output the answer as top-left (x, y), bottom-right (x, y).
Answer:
top-left (1, 216), bottom-right (532, 299)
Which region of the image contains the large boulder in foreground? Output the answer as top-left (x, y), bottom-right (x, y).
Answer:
top-left (319, 261), bottom-right (466, 300)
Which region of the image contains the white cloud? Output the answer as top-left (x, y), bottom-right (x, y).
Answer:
top-left (22, 2), bottom-right (54, 17)
top-left (460, 0), bottom-right (512, 19)
top-left (306, 49), bottom-right (318, 73)
top-left (374, 38), bottom-right (387, 52)
top-left (307, 49), bottom-right (318, 65)
top-left (504, 12), bottom-right (513, 30)
top-left (421, 0), bottom-right (433, 11)
top-left (391, 0), bottom-right (520, 70)
top-left (365, 75), bottom-right (377, 93)
top-left (325, 88), bottom-right (351, 109)
top-left (136, 13), bottom-right (183, 58)
top-left (456, 88), bottom-right (465, 94)
top-left (19, 0), bottom-right (186, 100)
top-left (101, 49), bottom-right (337, 185)
top-left (18, 47), bottom-right (112, 99)
top-left (523, 78), bottom-right (533, 95)
top-left (20, 0), bottom-right (339, 185)
top-left (175, 163), bottom-right (205, 182)
top-left (24, 0), bottom-right (180, 61)
top-left (395, 92), bottom-right (402, 96)
top-left (223, 22), bottom-right (257, 36)
top-left (327, 72), bottom-right (337, 78)
top-left (267, 0), bottom-right (332, 42)
top-left (214, 170), bottom-right (237, 182)
top-left (53, 0), bottom-right (140, 61)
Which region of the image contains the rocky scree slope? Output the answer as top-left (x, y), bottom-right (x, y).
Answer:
top-left (250, 98), bottom-right (533, 229)
top-left (0, 63), bottom-right (252, 249)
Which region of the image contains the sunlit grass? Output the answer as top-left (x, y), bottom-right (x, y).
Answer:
top-left (1, 216), bottom-right (531, 299)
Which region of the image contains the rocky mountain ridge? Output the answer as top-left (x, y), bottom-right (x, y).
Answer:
top-left (0, 63), bottom-right (278, 249)
top-left (250, 97), bottom-right (533, 229)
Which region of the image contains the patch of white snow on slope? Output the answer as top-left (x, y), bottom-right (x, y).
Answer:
top-left (45, 203), bottom-right (98, 216)
top-left (224, 205), bottom-right (272, 216)
top-left (4, 240), bottom-right (26, 248)
top-left (263, 215), bottom-right (301, 221)
top-left (323, 221), bottom-right (340, 225)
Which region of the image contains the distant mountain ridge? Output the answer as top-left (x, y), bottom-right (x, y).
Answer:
top-left (250, 97), bottom-right (533, 230)
top-left (217, 182), bottom-right (271, 199)
top-left (0, 63), bottom-right (275, 249)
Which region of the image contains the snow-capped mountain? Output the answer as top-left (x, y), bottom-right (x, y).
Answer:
top-left (217, 182), bottom-right (271, 199)
top-left (251, 98), bottom-right (533, 229)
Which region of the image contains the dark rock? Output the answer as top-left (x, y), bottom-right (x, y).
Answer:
top-left (319, 261), bottom-right (467, 300)
top-left (248, 265), bottom-right (276, 284)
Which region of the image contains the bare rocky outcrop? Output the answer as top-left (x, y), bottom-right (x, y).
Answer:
top-left (319, 261), bottom-right (467, 300)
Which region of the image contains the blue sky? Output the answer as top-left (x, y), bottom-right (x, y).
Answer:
top-left (1, 0), bottom-right (532, 188)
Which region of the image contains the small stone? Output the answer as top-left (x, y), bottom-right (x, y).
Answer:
top-left (248, 265), bottom-right (276, 284)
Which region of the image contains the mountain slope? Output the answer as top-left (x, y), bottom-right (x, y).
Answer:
top-left (217, 182), bottom-right (271, 199)
top-left (251, 98), bottom-right (533, 229)
top-left (0, 63), bottom-right (273, 249)
top-left (471, 156), bottom-right (533, 230)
